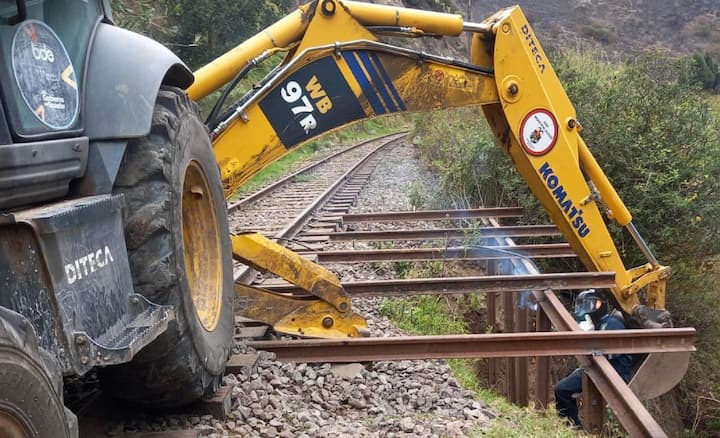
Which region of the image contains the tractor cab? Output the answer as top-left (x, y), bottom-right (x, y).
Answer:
top-left (0, 0), bottom-right (107, 209)
top-left (0, 0), bottom-right (105, 139)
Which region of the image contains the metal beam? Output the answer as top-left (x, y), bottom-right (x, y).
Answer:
top-left (340, 207), bottom-right (524, 223)
top-left (303, 244), bottom-right (576, 262)
top-left (260, 272), bottom-right (616, 297)
top-left (247, 329), bottom-right (695, 363)
top-left (300, 225), bottom-right (561, 241)
top-left (485, 216), bottom-right (673, 437)
top-left (531, 290), bottom-right (672, 437)
top-left (228, 134), bottom-right (404, 212)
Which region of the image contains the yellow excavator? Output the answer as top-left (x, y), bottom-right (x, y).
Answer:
top-left (192, 0), bottom-right (672, 330)
top-left (0, 1), bottom-right (684, 437)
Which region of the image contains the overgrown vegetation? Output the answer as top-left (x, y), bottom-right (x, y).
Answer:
top-left (110, 0), bottom-right (293, 69)
top-left (413, 49), bottom-right (720, 435)
top-left (690, 52), bottom-right (720, 93)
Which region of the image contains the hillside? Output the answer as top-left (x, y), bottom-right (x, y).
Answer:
top-left (472, 0), bottom-right (720, 58)
top-left (378, 0), bottom-right (720, 59)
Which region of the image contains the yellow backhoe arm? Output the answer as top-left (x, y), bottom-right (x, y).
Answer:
top-left (232, 232), bottom-right (367, 338)
top-left (188, 1), bottom-right (668, 332)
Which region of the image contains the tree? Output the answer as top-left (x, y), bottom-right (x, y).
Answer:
top-left (689, 52), bottom-right (720, 93)
top-left (109, 1), bottom-right (294, 69)
top-left (162, 0), bottom-right (293, 69)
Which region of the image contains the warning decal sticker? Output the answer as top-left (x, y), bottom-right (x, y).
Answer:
top-left (12, 20), bottom-right (79, 130)
top-left (519, 109), bottom-right (558, 156)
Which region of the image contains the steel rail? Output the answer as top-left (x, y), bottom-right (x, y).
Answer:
top-left (303, 243), bottom-right (576, 262)
top-left (260, 272), bottom-right (616, 296)
top-left (227, 131), bottom-right (407, 212)
top-left (484, 216), bottom-right (671, 438)
top-left (300, 225), bottom-right (561, 241)
top-left (340, 207), bottom-right (524, 223)
top-left (534, 288), bottom-right (672, 438)
top-left (246, 329), bottom-right (695, 363)
top-left (272, 138), bottom-right (401, 243)
top-left (234, 134), bottom-right (406, 283)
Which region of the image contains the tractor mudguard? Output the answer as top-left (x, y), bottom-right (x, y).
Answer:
top-left (0, 195), bottom-right (174, 375)
top-left (83, 23), bottom-right (194, 140)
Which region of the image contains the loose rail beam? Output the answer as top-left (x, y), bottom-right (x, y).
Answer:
top-left (340, 207), bottom-right (524, 223)
top-left (247, 329), bottom-right (695, 363)
top-left (304, 244), bottom-right (576, 262)
top-left (483, 214), bottom-right (672, 438)
top-left (301, 225), bottom-right (561, 241)
top-left (259, 272), bottom-right (616, 296)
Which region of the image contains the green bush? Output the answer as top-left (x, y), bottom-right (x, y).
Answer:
top-left (554, 50), bottom-right (720, 266)
top-left (109, 0), bottom-right (293, 69)
top-left (688, 53), bottom-right (720, 93)
top-left (414, 109), bottom-right (531, 210)
top-left (579, 24), bottom-right (617, 44)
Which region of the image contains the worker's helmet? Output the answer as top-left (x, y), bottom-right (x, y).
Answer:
top-left (574, 289), bottom-right (608, 324)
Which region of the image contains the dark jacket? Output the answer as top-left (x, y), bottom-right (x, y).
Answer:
top-left (596, 313), bottom-right (633, 382)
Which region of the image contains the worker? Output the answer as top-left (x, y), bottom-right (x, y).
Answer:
top-left (554, 289), bottom-right (633, 427)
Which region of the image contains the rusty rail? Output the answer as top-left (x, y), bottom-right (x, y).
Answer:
top-left (234, 133), bottom-right (406, 283)
top-left (484, 216), bottom-right (674, 438)
top-left (302, 243), bottom-right (576, 262)
top-left (340, 207), bottom-right (524, 223)
top-left (247, 329), bottom-right (695, 363)
top-left (272, 135), bottom-right (406, 242)
top-left (261, 272), bottom-right (616, 296)
top-left (300, 225), bottom-right (561, 241)
top-left (232, 166), bottom-right (685, 438)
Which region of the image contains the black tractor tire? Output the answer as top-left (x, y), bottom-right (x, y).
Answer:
top-left (0, 308), bottom-right (78, 438)
top-left (100, 86), bottom-right (234, 408)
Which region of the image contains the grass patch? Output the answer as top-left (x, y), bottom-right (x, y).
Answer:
top-left (710, 94), bottom-right (720, 114)
top-left (479, 405), bottom-right (587, 438)
top-left (379, 296), bottom-right (467, 335)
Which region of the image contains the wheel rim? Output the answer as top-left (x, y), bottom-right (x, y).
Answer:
top-left (0, 410), bottom-right (31, 438)
top-left (182, 160), bottom-right (223, 332)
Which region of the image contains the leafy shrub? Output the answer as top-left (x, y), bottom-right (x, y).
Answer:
top-left (688, 53), bottom-right (720, 93)
top-left (554, 51), bottom-right (720, 266)
top-left (414, 109), bottom-right (531, 211)
top-left (579, 24), bottom-right (617, 44)
top-left (110, 0), bottom-right (294, 69)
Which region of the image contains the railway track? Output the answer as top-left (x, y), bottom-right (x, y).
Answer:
top-left (76, 133), bottom-right (693, 437)
top-left (228, 132), bottom-right (407, 242)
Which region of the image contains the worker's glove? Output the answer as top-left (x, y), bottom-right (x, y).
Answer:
top-left (578, 315), bottom-right (595, 331)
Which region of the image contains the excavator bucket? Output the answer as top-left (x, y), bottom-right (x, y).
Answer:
top-left (629, 352), bottom-right (691, 400)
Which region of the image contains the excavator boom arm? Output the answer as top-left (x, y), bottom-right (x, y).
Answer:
top-left (189, 1), bottom-right (668, 316)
